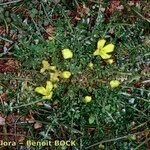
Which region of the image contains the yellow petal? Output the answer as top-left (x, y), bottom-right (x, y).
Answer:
top-left (110, 80), bottom-right (120, 88)
top-left (50, 72), bottom-right (60, 82)
top-left (42, 60), bottom-right (50, 68)
top-left (62, 49), bottom-right (73, 59)
top-left (35, 87), bottom-right (47, 95)
top-left (40, 68), bottom-right (46, 73)
top-left (42, 92), bottom-right (53, 100)
top-left (49, 66), bottom-right (56, 71)
top-left (40, 60), bottom-right (50, 73)
top-left (61, 71), bottom-right (71, 79)
top-left (97, 39), bottom-right (106, 49)
top-left (102, 44), bottom-right (114, 53)
top-left (99, 51), bottom-right (111, 59)
top-left (46, 81), bottom-right (53, 92)
top-left (83, 96), bottom-right (92, 103)
top-left (93, 49), bottom-right (100, 56)
top-left (107, 59), bottom-right (114, 64)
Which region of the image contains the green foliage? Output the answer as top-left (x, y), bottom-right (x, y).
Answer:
top-left (0, 0), bottom-right (149, 150)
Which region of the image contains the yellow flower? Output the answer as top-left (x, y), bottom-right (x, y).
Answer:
top-left (62, 49), bottom-right (73, 59)
top-left (88, 62), bottom-right (94, 69)
top-left (110, 80), bottom-right (120, 88)
top-left (40, 60), bottom-right (56, 73)
top-left (35, 81), bottom-right (53, 99)
top-left (107, 58), bottom-right (114, 64)
top-left (93, 39), bottom-right (114, 59)
top-left (61, 71), bottom-right (71, 79)
top-left (83, 96), bottom-right (92, 103)
top-left (50, 71), bottom-right (60, 82)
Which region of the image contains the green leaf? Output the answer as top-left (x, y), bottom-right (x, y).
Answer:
top-left (88, 115), bottom-right (95, 124)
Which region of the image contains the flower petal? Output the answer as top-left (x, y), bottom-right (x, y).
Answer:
top-left (49, 66), bottom-right (56, 71)
top-left (110, 80), bottom-right (120, 88)
top-left (46, 81), bottom-right (53, 92)
top-left (93, 49), bottom-right (100, 56)
top-left (83, 96), bottom-right (92, 103)
top-left (97, 39), bottom-right (106, 49)
top-left (35, 87), bottom-right (47, 95)
top-left (42, 92), bottom-right (53, 100)
top-left (107, 59), bottom-right (114, 64)
top-left (99, 51), bottom-right (111, 59)
top-left (42, 60), bottom-right (50, 68)
top-left (50, 72), bottom-right (60, 82)
top-left (102, 44), bottom-right (114, 53)
top-left (62, 49), bottom-right (73, 59)
top-left (61, 71), bottom-right (71, 79)
top-left (40, 68), bottom-right (46, 73)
